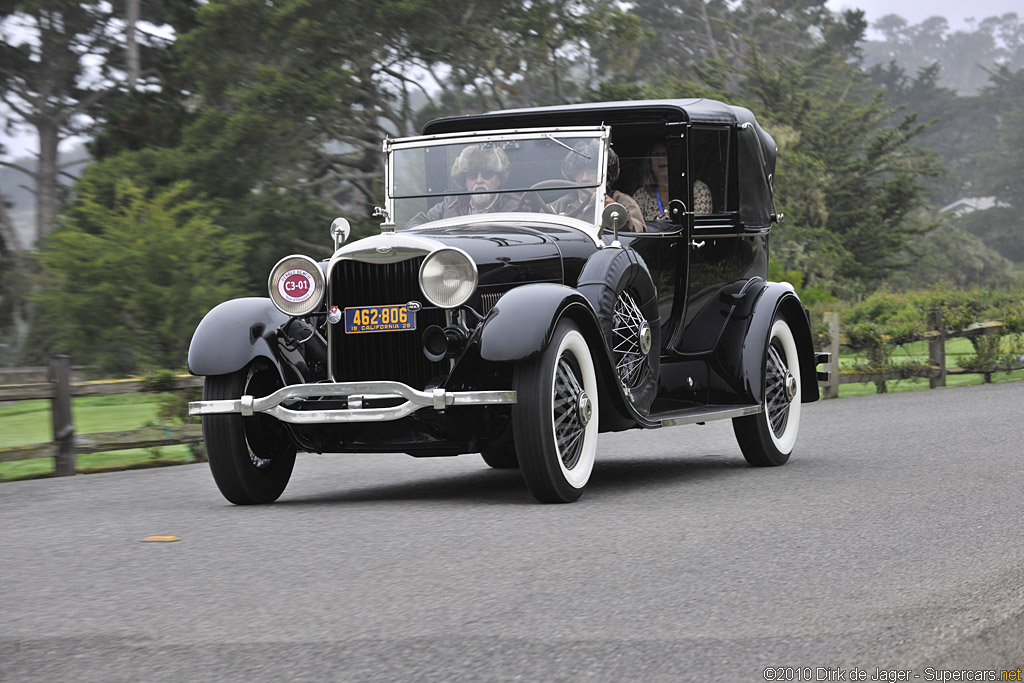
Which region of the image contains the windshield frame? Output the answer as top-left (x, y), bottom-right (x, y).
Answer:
top-left (383, 126), bottom-right (611, 229)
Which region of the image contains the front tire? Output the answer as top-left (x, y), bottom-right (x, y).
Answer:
top-left (513, 319), bottom-right (599, 503)
top-left (202, 360), bottom-right (297, 504)
top-left (480, 442), bottom-right (519, 469)
top-left (732, 316), bottom-right (802, 467)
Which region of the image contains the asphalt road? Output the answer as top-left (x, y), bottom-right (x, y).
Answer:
top-left (2, 381), bottom-right (1024, 682)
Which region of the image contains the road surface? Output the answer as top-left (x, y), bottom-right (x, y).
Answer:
top-left (2, 381), bottom-right (1023, 682)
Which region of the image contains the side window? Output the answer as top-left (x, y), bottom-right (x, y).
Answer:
top-left (625, 138), bottom-right (673, 223)
top-left (689, 127), bottom-right (735, 215)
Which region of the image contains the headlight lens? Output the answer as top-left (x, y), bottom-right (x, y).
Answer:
top-left (419, 248), bottom-right (478, 308)
top-left (268, 255), bottom-right (325, 316)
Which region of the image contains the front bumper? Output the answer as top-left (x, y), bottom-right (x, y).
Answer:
top-left (188, 381), bottom-right (517, 424)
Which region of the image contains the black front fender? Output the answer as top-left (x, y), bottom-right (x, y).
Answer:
top-left (477, 283), bottom-right (644, 431)
top-left (187, 297), bottom-right (326, 383)
top-left (477, 284), bottom-right (598, 363)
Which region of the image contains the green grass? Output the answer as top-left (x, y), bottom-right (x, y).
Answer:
top-left (0, 393), bottom-right (196, 482)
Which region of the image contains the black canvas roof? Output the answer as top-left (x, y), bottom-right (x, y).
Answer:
top-left (424, 99), bottom-right (779, 228)
top-left (423, 98), bottom-right (775, 184)
top-left (422, 98), bottom-right (747, 132)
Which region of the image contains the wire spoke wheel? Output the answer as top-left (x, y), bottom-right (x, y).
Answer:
top-left (764, 341), bottom-right (792, 437)
top-left (553, 354), bottom-right (587, 468)
top-left (732, 316), bottom-right (801, 467)
top-left (612, 290), bottom-right (650, 389)
top-left (513, 319), bottom-right (599, 503)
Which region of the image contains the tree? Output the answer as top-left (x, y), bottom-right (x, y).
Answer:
top-left (0, 187), bottom-right (17, 252)
top-left (614, 0), bottom-right (866, 92)
top-left (0, 0), bottom-right (184, 243)
top-left (978, 66), bottom-right (1024, 208)
top-left (883, 218), bottom-right (1013, 290)
top-left (168, 0), bottom-right (641, 219)
top-left (734, 43), bottom-right (942, 290)
top-left (863, 12), bottom-right (1024, 95)
top-left (949, 65), bottom-right (1024, 263)
top-left (32, 178), bottom-right (249, 373)
top-left (600, 21), bottom-right (940, 293)
top-left (867, 61), bottom-right (984, 206)
top-left (73, 0), bottom-right (642, 286)
top-left (0, 194), bottom-right (29, 364)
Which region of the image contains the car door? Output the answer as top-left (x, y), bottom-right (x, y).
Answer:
top-left (617, 127), bottom-right (690, 359)
top-left (669, 124), bottom-right (767, 356)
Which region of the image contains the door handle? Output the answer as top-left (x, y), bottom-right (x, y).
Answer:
top-left (689, 240), bottom-right (705, 249)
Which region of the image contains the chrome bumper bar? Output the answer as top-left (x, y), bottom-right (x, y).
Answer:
top-left (188, 381), bottom-right (517, 424)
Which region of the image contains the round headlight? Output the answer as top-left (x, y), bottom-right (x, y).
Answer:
top-left (419, 248), bottom-right (478, 308)
top-left (268, 255), bottom-right (325, 316)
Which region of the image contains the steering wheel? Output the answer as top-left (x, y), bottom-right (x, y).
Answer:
top-left (519, 179), bottom-right (579, 214)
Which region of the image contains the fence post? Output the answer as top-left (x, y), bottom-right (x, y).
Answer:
top-left (48, 354), bottom-right (76, 476)
top-left (929, 309), bottom-right (946, 390)
top-left (822, 312), bottom-right (840, 399)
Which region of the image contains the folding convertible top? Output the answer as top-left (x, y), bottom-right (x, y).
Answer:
top-left (424, 98), bottom-right (779, 229)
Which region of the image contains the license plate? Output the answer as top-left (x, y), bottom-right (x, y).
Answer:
top-left (344, 305), bottom-right (416, 334)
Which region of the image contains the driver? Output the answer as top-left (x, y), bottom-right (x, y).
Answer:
top-left (406, 145), bottom-right (520, 227)
top-left (550, 142), bottom-right (645, 232)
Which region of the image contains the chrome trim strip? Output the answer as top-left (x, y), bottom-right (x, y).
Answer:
top-left (188, 381), bottom-right (517, 424)
top-left (329, 233), bottom-right (442, 267)
top-left (384, 126), bottom-right (608, 151)
top-left (660, 404), bottom-right (761, 428)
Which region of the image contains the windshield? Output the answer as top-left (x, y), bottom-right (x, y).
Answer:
top-left (386, 127), bottom-right (610, 229)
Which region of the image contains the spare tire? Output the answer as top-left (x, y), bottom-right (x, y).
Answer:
top-left (576, 248), bottom-right (660, 415)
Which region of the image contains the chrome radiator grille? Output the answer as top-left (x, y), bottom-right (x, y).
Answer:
top-left (330, 257), bottom-right (447, 387)
top-left (479, 291), bottom-right (503, 313)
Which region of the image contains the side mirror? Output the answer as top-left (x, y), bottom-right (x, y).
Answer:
top-left (330, 217), bottom-right (351, 250)
top-left (601, 202), bottom-right (628, 246)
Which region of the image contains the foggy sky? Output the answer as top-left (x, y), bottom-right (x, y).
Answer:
top-left (827, 0), bottom-right (1020, 29)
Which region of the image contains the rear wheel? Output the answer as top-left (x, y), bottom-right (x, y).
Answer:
top-left (733, 316), bottom-right (802, 467)
top-left (513, 319), bottom-right (599, 503)
top-left (202, 360), bottom-right (297, 504)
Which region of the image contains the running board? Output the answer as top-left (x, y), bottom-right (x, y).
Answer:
top-left (648, 404), bottom-right (762, 428)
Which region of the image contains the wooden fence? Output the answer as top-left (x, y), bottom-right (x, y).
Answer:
top-left (3, 312), bottom-right (1021, 475)
top-left (818, 311), bottom-right (1024, 399)
top-left (0, 355), bottom-right (204, 476)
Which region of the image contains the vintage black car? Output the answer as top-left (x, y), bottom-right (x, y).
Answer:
top-left (188, 99), bottom-right (828, 504)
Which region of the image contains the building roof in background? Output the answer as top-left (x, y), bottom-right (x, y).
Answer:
top-left (938, 197), bottom-right (1007, 216)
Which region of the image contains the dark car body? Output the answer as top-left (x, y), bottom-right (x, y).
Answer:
top-left (188, 99), bottom-right (828, 504)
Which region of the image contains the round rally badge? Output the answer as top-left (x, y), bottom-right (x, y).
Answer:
top-left (278, 268), bottom-right (317, 304)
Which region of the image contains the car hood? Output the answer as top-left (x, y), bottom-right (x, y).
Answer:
top-left (330, 215), bottom-right (599, 291)
top-left (410, 222), bottom-right (596, 287)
